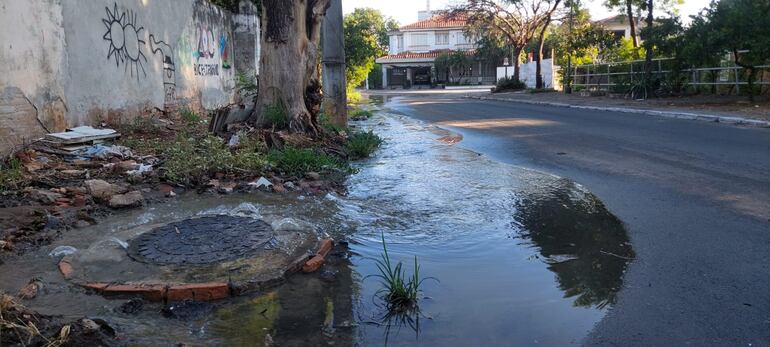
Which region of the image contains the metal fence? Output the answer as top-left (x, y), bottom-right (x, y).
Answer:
top-left (571, 58), bottom-right (770, 95)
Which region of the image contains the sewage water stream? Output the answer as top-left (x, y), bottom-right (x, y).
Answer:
top-left (0, 110), bottom-right (633, 346)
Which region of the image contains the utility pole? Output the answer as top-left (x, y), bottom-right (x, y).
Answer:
top-left (321, 0), bottom-right (347, 127)
top-left (565, 0), bottom-right (574, 94)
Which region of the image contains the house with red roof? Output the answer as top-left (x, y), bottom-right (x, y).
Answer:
top-left (375, 9), bottom-right (496, 88)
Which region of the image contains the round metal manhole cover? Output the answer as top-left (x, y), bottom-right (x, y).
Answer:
top-left (127, 216), bottom-right (274, 265)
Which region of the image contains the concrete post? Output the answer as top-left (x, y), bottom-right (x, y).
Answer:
top-left (321, 0), bottom-right (347, 127)
top-left (382, 65), bottom-right (388, 88)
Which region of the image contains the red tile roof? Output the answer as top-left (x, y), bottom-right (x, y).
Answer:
top-left (399, 14), bottom-right (468, 30)
top-left (377, 49), bottom-right (476, 62)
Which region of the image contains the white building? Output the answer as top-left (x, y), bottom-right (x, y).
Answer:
top-left (375, 12), bottom-right (496, 88)
top-left (594, 15), bottom-right (642, 41)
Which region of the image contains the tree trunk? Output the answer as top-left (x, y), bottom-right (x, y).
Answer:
top-left (512, 46), bottom-right (523, 81)
top-left (251, 0), bottom-right (331, 135)
top-left (535, 20), bottom-right (549, 89)
top-left (643, 0), bottom-right (654, 96)
top-left (626, 0), bottom-right (639, 48)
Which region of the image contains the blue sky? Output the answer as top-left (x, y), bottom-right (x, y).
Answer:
top-left (342, 0), bottom-right (711, 26)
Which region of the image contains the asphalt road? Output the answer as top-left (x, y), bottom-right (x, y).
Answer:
top-left (384, 93), bottom-right (770, 346)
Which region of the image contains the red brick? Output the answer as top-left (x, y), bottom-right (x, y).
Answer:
top-left (166, 282), bottom-right (230, 301)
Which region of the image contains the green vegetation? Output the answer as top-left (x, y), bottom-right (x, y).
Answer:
top-left (346, 131), bottom-right (383, 160)
top-left (267, 147), bottom-right (349, 177)
top-left (264, 104), bottom-right (289, 129)
top-left (493, 77), bottom-right (527, 93)
top-left (163, 134), bottom-right (267, 184)
top-left (179, 108), bottom-right (202, 125)
top-left (236, 73), bottom-right (259, 98)
top-left (350, 108), bottom-right (374, 120)
top-left (435, 51), bottom-right (474, 84)
top-left (0, 158), bottom-right (24, 192)
top-left (370, 233), bottom-right (432, 312)
top-left (344, 8), bottom-right (399, 92)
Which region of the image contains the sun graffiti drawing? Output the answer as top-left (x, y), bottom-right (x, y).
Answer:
top-left (103, 3), bottom-right (147, 80)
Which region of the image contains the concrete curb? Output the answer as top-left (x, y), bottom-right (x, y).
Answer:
top-left (57, 238), bottom-right (335, 302)
top-left (468, 96), bottom-right (770, 128)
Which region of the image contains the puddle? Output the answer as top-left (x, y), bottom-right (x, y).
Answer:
top-left (0, 110), bottom-right (633, 346)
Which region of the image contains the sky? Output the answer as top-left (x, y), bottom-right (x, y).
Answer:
top-left (342, 0), bottom-right (712, 26)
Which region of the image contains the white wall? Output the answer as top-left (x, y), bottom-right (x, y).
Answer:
top-left (0, 0), bottom-right (260, 154)
top-left (497, 59), bottom-right (559, 89)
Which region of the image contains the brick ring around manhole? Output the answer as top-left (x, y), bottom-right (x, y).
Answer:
top-left (127, 216), bottom-right (274, 265)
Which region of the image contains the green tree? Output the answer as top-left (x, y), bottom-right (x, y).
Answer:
top-left (343, 8), bottom-right (399, 92)
top-left (435, 51), bottom-right (474, 84)
top-left (548, 5), bottom-right (614, 87)
top-left (682, 0), bottom-right (770, 100)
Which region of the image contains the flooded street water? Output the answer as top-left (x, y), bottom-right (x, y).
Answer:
top-left (0, 108), bottom-right (633, 346)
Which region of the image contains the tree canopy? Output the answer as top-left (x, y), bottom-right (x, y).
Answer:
top-left (343, 8), bottom-right (399, 91)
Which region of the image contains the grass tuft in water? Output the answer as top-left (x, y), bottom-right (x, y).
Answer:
top-left (370, 233), bottom-right (433, 312)
top-left (346, 131), bottom-right (382, 160)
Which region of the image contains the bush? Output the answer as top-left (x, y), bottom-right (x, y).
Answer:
top-left (493, 77), bottom-right (527, 93)
top-left (267, 147), bottom-right (349, 177)
top-left (347, 131), bottom-right (382, 160)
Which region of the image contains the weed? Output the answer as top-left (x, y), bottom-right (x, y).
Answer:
top-left (267, 147), bottom-right (349, 177)
top-left (346, 131), bottom-right (382, 160)
top-left (236, 73), bottom-right (258, 98)
top-left (350, 108), bottom-right (374, 121)
top-left (319, 113), bottom-right (346, 133)
top-left (122, 115), bottom-right (162, 135)
top-left (0, 158), bottom-right (24, 192)
top-left (369, 233), bottom-right (434, 312)
top-left (162, 134), bottom-right (267, 184)
top-left (264, 104), bottom-right (289, 129)
top-left (179, 108), bottom-right (202, 125)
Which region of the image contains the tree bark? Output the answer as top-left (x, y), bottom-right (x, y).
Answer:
top-left (643, 0), bottom-right (654, 96)
top-left (512, 46), bottom-right (523, 81)
top-left (626, 0), bottom-right (639, 48)
top-left (251, 0), bottom-right (331, 135)
top-left (535, 17), bottom-right (550, 89)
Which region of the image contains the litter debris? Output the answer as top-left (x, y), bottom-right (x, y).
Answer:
top-left (45, 126), bottom-right (120, 147)
top-left (127, 164), bottom-right (153, 177)
top-left (49, 245), bottom-right (78, 257)
top-left (249, 177), bottom-right (273, 190)
top-left (77, 144), bottom-right (133, 159)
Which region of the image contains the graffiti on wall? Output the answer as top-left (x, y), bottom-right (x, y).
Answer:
top-left (102, 3), bottom-right (147, 80)
top-left (219, 34), bottom-right (231, 69)
top-left (193, 24), bottom-right (219, 76)
top-left (149, 35), bottom-right (176, 106)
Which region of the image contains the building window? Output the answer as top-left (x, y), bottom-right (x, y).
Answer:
top-left (411, 33), bottom-right (428, 47)
top-left (435, 32), bottom-right (449, 45)
top-left (397, 35), bottom-right (404, 50)
top-left (458, 33), bottom-right (472, 45)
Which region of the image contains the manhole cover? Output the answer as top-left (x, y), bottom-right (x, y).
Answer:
top-left (127, 216), bottom-right (274, 265)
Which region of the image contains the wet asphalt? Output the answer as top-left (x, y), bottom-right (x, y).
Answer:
top-left (385, 93), bottom-right (770, 346)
